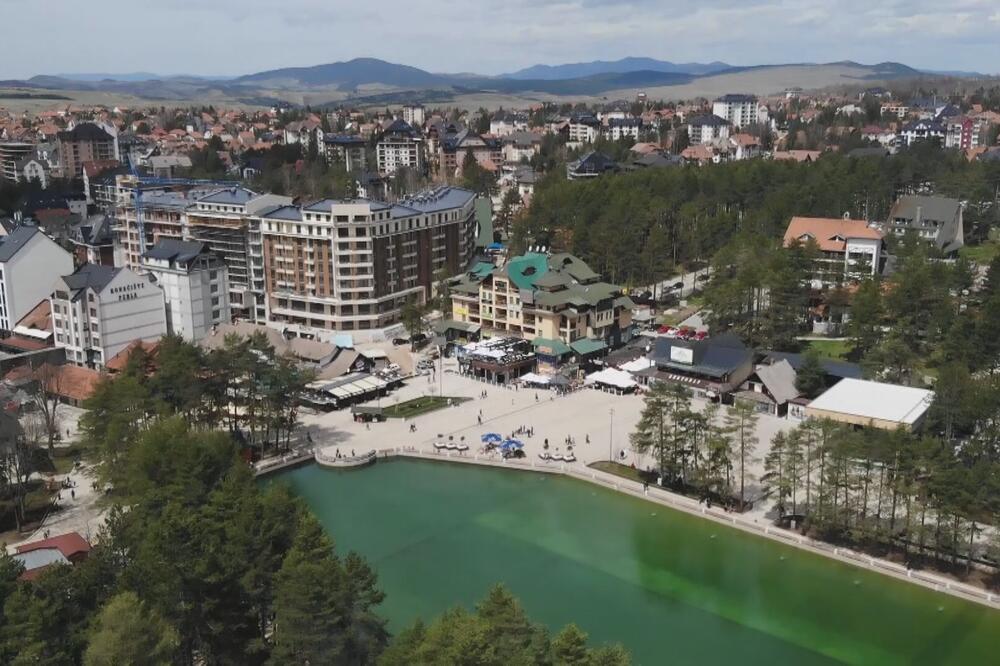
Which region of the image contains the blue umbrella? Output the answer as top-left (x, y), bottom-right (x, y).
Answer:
top-left (481, 433), bottom-right (502, 443)
top-left (501, 439), bottom-right (524, 450)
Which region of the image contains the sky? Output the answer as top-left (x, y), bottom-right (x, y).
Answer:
top-left (2, 0), bottom-right (998, 79)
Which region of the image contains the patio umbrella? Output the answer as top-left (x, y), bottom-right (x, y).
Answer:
top-left (481, 433), bottom-right (502, 443)
top-left (501, 439), bottom-right (524, 450)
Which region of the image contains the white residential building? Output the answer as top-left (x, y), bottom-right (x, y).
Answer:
top-left (376, 119), bottom-right (424, 174)
top-left (401, 105), bottom-right (426, 127)
top-left (604, 118), bottom-right (642, 141)
top-left (687, 115), bottom-right (731, 144)
top-left (567, 114), bottom-right (601, 144)
top-left (50, 264), bottom-right (167, 368)
top-left (712, 94), bottom-right (768, 128)
top-left (0, 226), bottom-right (74, 332)
top-left (141, 239), bottom-right (231, 342)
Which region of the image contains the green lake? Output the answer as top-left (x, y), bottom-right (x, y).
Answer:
top-left (266, 459), bottom-right (1000, 665)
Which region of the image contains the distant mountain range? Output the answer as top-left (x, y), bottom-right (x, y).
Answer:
top-left (502, 57), bottom-right (734, 80)
top-left (0, 57), bottom-right (967, 107)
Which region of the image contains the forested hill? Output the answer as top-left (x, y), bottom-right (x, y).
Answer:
top-left (515, 146), bottom-right (1000, 290)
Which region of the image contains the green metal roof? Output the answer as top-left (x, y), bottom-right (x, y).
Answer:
top-left (570, 337), bottom-right (608, 356)
top-left (505, 253), bottom-right (549, 290)
top-left (470, 261), bottom-right (495, 278)
top-left (531, 337), bottom-right (571, 356)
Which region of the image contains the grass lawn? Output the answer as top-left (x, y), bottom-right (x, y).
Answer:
top-left (959, 241), bottom-right (1000, 265)
top-left (804, 339), bottom-right (852, 361)
top-left (588, 460), bottom-right (652, 483)
top-left (382, 396), bottom-right (470, 419)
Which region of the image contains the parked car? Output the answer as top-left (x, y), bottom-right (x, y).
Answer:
top-left (696, 273), bottom-right (710, 282)
top-left (671, 281), bottom-right (684, 290)
top-left (392, 337), bottom-right (410, 346)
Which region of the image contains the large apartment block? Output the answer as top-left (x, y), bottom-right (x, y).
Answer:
top-left (57, 123), bottom-right (118, 178)
top-left (712, 94), bottom-right (768, 129)
top-left (115, 182), bottom-right (292, 320)
top-left (51, 264), bottom-right (167, 368)
top-left (257, 187), bottom-right (477, 333)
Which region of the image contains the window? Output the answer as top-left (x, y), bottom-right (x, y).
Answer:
top-left (211, 296), bottom-right (220, 306)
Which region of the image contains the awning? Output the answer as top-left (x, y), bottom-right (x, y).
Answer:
top-left (519, 372), bottom-right (551, 385)
top-left (532, 337), bottom-right (571, 356)
top-left (570, 338), bottom-right (608, 356)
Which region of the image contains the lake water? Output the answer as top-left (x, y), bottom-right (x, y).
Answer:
top-left (266, 459), bottom-right (1000, 665)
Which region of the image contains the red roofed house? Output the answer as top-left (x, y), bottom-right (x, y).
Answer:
top-left (0, 300), bottom-right (53, 353)
top-left (14, 532), bottom-right (92, 581)
top-left (784, 216), bottom-right (883, 288)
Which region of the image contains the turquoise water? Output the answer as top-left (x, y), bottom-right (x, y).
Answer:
top-left (266, 460), bottom-right (1000, 665)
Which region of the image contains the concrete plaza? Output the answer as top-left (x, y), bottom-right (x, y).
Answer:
top-left (305, 357), bottom-right (795, 509)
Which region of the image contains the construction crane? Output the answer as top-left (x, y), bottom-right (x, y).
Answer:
top-left (124, 153), bottom-right (149, 258)
top-left (123, 152), bottom-right (239, 262)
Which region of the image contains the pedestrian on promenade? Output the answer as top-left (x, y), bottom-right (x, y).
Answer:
top-left (478, 415), bottom-right (482, 425)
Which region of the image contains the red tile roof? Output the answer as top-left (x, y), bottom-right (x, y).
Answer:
top-left (784, 217), bottom-right (882, 253)
top-left (16, 531), bottom-right (91, 559)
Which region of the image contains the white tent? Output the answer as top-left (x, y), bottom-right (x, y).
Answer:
top-left (519, 372), bottom-right (551, 385)
top-left (585, 368), bottom-right (638, 390)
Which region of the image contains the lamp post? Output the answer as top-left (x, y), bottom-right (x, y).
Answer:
top-left (609, 408), bottom-right (615, 463)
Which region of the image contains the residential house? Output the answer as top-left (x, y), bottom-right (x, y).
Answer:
top-left (501, 131), bottom-right (543, 164)
top-left (567, 152), bottom-right (618, 180)
top-left (490, 112), bottom-right (528, 137)
top-left (886, 195), bottom-right (963, 253)
top-left (783, 216), bottom-right (883, 288)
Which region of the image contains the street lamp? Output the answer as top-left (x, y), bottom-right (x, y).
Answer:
top-left (609, 408), bottom-right (614, 463)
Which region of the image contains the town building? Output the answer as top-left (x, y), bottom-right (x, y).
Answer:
top-left (50, 264), bottom-right (167, 368)
top-left (401, 104), bottom-right (426, 127)
top-left (567, 113), bottom-right (602, 144)
top-left (490, 112), bottom-right (528, 137)
top-left (0, 142), bottom-right (34, 183)
top-left (375, 119), bottom-right (424, 174)
top-left (57, 123), bottom-right (118, 178)
top-left (566, 152), bottom-right (619, 180)
top-left (687, 115), bottom-right (731, 144)
top-left (712, 94), bottom-right (768, 128)
top-left (70, 214), bottom-right (116, 266)
top-left (644, 333), bottom-right (754, 400)
top-left (448, 251), bottom-right (634, 348)
top-left (502, 131), bottom-right (543, 164)
top-left (0, 226), bottom-right (74, 332)
top-left (805, 378), bottom-right (934, 430)
top-left (141, 239), bottom-right (231, 342)
top-left (322, 134), bottom-right (367, 172)
top-left (604, 118), bottom-right (642, 141)
top-left (783, 216), bottom-right (883, 287)
top-left (886, 195), bottom-right (963, 253)
top-left (899, 120), bottom-right (946, 146)
top-left (439, 130), bottom-right (503, 176)
top-left (257, 186), bottom-right (477, 334)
